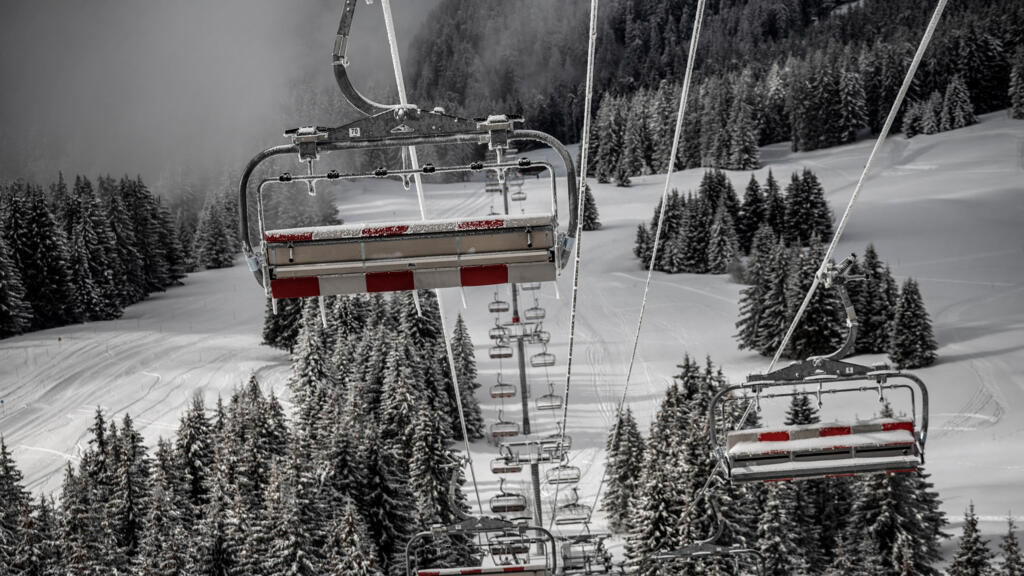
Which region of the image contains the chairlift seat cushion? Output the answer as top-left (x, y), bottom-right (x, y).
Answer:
top-left (726, 418), bottom-right (919, 482)
top-left (264, 214), bottom-right (557, 298)
top-left (418, 565), bottom-right (546, 576)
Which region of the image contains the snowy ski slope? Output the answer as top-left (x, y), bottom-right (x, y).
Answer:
top-left (0, 112), bottom-right (1021, 543)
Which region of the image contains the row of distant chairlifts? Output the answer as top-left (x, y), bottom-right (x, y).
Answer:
top-left (482, 279), bottom-right (614, 575)
top-left (237, 1), bottom-right (929, 573)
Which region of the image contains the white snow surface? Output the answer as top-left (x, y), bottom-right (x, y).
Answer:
top-left (1, 113), bottom-right (1022, 546)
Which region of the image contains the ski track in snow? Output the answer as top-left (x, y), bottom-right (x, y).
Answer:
top-left (0, 112), bottom-right (1022, 537)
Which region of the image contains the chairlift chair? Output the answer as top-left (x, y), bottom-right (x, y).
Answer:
top-left (489, 343), bottom-right (513, 359)
top-left (560, 534), bottom-right (613, 575)
top-left (489, 321), bottom-right (510, 341)
top-left (708, 259), bottom-right (928, 484)
top-left (520, 282), bottom-right (542, 291)
top-left (536, 385), bottom-right (563, 411)
top-left (407, 514), bottom-right (556, 576)
top-left (545, 461), bottom-right (581, 485)
top-left (489, 292), bottom-right (511, 314)
top-left (530, 347), bottom-right (556, 368)
top-left (511, 189), bottom-right (527, 202)
top-left (491, 452), bottom-right (523, 474)
top-left (523, 303), bottom-right (546, 322)
top-left (490, 479), bottom-right (529, 514)
top-left (490, 381), bottom-right (517, 399)
top-left (528, 327), bottom-right (551, 346)
top-left (488, 533), bottom-right (532, 557)
top-left (490, 411), bottom-right (521, 439)
top-left (551, 487), bottom-right (591, 526)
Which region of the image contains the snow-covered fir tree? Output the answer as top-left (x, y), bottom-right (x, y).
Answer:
top-left (595, 95), bottom-right (626, 184)
top-left (706, 204), bottom-right (738, 274)
top-left (735, 225), bottom-right (776, 351)
top-left (949, 503), bottom-right (994, 576)
top-left (1000, 517), bottom-right (1024, 576)
top-left (737, 175), bottom-right (765, 255)
top-left (758, 483), bottom-right (811, 576)
top-left (853, 245), bottom-right (899, 353)
top-left (754, 239), bottom-right (791, 356)
top-left (763, 170), bottom-right (785, 240)
top-left (919, 91), bottom-right (943, 135)
top-left (582, 185), bottom-right (602, 231)
top-left (2, 181), bottom-right (79, 329)
top-left (784, 169), bottom-right (832, 247)
top-left (1012, 47), bottom-right (1024, 120)
top-left (0, 231), bottom-right (32, 338)
top-left (902, 102), bottom-right (923, 138)
top-left (727, 95), bottom-right (760, 170)
top-left (323, 499), bottom-right (383, 576)
top-left (263, 297), bottom-right (303, 352)
top-left (888, 277), bottom-right (938, 368)
top-left (784, 236), bottom-right (843, 359)
top-left (449, 314), bottom-right (484, 440)
top-left (193, 190), bottom-right (235, 270)
top-left (940, 74), bottom-right (976, 131)
top-left (601, 406), bottom-right (645, 533)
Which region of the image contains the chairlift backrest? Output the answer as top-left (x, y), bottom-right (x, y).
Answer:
top-left (489, 344), bottom-right (513, 359)
top-left (523, 305), bottom-right (546, 322)
top-left (530, 349), bottom-right (556, 368)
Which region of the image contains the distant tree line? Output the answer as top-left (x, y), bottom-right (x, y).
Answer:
top-left (0, 174), bottom-right (188, 338)
top-left (410, 0), bottom-right (1023, 156)
top-left (602, 354), bottom-right (951, 576)
top-left (633, 168), bottom-right (831, 275)
top-left (0, 171), bottom-right (264, 340)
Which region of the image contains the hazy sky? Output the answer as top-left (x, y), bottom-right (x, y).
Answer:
top-left (0, 0), bottom-right (441, 185)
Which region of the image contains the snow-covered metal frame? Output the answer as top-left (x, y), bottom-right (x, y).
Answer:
top-left (560, 533), bottom-right (614, 575)
top-left (405, 515), bottom-right (557, 576)
top-left (707, 358), bottom-right (930, 483)
top-left (237, 117), bottom-right (577, 301)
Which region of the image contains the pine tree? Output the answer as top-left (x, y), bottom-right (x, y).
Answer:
top-left (785, 237), bottom-right (843, 359)
top-left (449, 314), bottom-right (483, 440)
top-left (595, 95), bottom-right (626, 184)
top-left (853, 245), bottom-right (899, 353)
top-left (918, 91), bottom-right (943, 135)
top-left (888, 278), bottom-right (937, 368)
top-left (323, 499), bottom-right (383, 576)
top-left (193, 192), bottom-right (235, 270)
top-left (836, 59), bottom-right (868, 144)
top-left (737, 175), bottom-right (764, 255)
top-left (941, 74), bottom-right (977, 131)
top-left (902, 101), bottom-right (923, 138)
top-left (634, 224), bottom-right (653, 269)
top-left (290, 298), bottom-right (338, 438)
top-left (681, 196), bottom-right (711, 274)
top-left (177, 393), bottom-right (214, 512)
top-left (727, 95), bottom-right (760, 170)
top-left (949, 504), bottom-right (994, 576)
top-left (763, 170), bottom-right (785, 240)
top-left (758, 483), bottom-right (811, 576)
top-left (582, 185), bottom-right (602, 231)
top-left (784, 169), bottom-right (832, 247)
top-left (110, 414), bottom-right (152, 562)
top-left (621, 90), bottom-right (654, 176)
top-left (101, 174), bottom-right (146, 306)
top-left (0, 231), bottom-right (32, 338)
top-left (362, 425), bottom-right (417, 576)
top-left (1011, 47), bottom-right (1024, 120)
top-left (785, 394), bottom-right (820, 426)
top-left (2, 181), bottom-right (79, 329)
top-left (706, 204), bottom-right (738, 274)
top-left (755, 240), bottom-right (791, 356)
top-left (602, 407), bottom-right (645, 533)
top-left (263, 297), bottom-right (303, 352)
top-left (999, 517), bottom-right (1024, 576)
top-left (735, 225), bottom-right (775, 351)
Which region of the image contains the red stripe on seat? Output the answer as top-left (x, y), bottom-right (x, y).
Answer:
top-left (271, 277), bottom-right (320, 299)
top-left (882, 421), bottom-right (915, 433)
top-left (764, 477), bottom-right (793, 483)
top-left (418, 572), bottom-right (440, 576)
top-left (461, 265), bottom-right (509, 287)
top-left (458, 219), bottom-right (505, 230)
top-left (758, 431), bottom-right (790, 442)
top-left (503, 568), bottom-right (525, 573)
top-left (366, 271), bottom-right (415, 292)
top-left (820, 426), bottom-right (852, 437)
top-left (461, 570), bottom-right (483, 575)
top-left (826, 473), bottom-right (856, 478)
top-left (265, 231), bottom-right (313, 243)
top-left (362, 225), bottom-right (410, 237)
